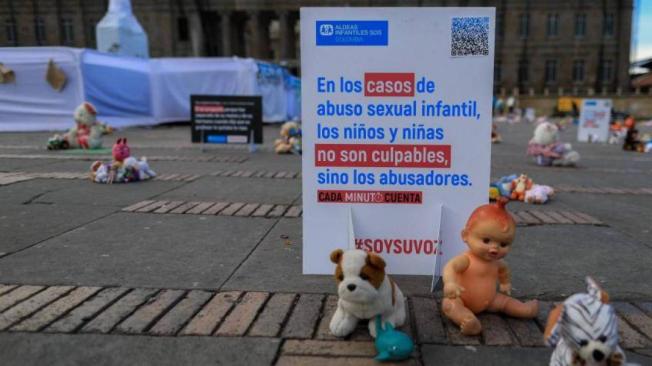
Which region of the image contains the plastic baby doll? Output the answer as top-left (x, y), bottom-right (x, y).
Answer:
top-left (442, 197), bottom-right (538, 335)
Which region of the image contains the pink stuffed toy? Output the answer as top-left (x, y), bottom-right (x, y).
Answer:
top-left (112, 138), bottom-right (130, 163)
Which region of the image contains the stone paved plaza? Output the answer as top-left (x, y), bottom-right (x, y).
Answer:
top-left (1, 123), bottom-right (652, 365)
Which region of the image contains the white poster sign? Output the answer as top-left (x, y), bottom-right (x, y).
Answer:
top-left (301, 7), bottom-right (495, 275)
top-left (578, 99), bottom-right (612, 143)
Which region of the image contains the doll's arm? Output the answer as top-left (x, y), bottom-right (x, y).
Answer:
top-left (443, 255), bottom-right (470, 298)
top-left (497, 260), bottom-right (511, 295)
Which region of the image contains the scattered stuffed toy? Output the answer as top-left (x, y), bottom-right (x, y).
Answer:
top-left (608, 121), bottom-right (627, 145)
top-left (489, 185), bottom-right (501, 201)
top-left (494, 174), bottom-right (518, 198)
top-left (524, 184), bottom-right (555, 204)
top-left (492, 174), bottom-right (554, 204)
top-left (527, 121), bottom-right (580, 166)
top-left (274, 121), bottom-right (302, 154)
top-left (123, 156), bottom-right (157, 181)
top-left (48, 102), bottom-right (107, 150)
top-left (510, 174), bottom-right (534, 201)
top-left (491, 123), bottom-right (502, 144)
top-left (442, 198), bottom-right (538, 336)
top-left (623, 128), bottom-right (644, 152)
top-left (545, 277), bottom-right (630, 366)
top-left (373, 315), bottom-right (414, 361)
top-left (329, 249), bottom-right (406, 338)
top-left (90, 138), bottom-right (156, 184)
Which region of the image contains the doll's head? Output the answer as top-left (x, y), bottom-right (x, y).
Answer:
top-left (74, 102), bottom-right (97, 127)
top-left (461, 197), bottom-right (515, 261)
top-left (112, 138), bottom-right (130, 162)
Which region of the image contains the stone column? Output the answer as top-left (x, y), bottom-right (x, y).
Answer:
top-left (189, 12), bottom-right (204, 57)
top-left (616, 1), bottom-right (633, 93)
top-left (277, 10), bottom-right (295, 61)
top-left (247, 10), bottom-right (263, 58)
top-left (220, 11), bottom-right (232, 56)
top-left (247, 10), bottom-right (269, 59)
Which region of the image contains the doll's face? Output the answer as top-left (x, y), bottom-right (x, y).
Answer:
top-left (462, 219), bottom-right (515, 261)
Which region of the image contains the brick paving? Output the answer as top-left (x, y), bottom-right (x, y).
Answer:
top-left (0, 171), bottom-right (200, 185)
top-left (122, 199), bottom-right (303, 219)
top-left (554, 185), bottom-right (652, 195)
top-left (122, 199), bottom-right (598, 226)
top-left (210, 170), bottom-right (301, 179)
top-left (1, 284), bottom-right (652, 362)
top-left (0, 169), bottom-right (302, 186)
top-left (0, 153), bottom-right (247, 163)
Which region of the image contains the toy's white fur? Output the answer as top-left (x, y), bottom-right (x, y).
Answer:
top-left (547, 278), bottom-right (632, 366)
top-left (525, 184), bottom-right (555, 204)
top-left (74, 102), bottom-right (97, 126)
top-left (531, 122), bottom-right (559, 145)
top-left (329, 249), bottom-right (406, 338)
top-left (123, 156), bottom-right (157, 180)
top-left (530, 122), bottom-right (580, 166)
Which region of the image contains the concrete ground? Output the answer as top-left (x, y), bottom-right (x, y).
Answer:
top-left (1, 122), bottom-right (652, 365)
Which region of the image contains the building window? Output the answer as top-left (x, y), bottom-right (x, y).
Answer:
top-left (546, 14), bottom-right (559, 37)
top-left (518, 59), bottom-right (529, 83)
top-left (5, 18), bottom-right (17, 44)
top-left (575, 14), bottom-right (586, 37)
top-left (603, 13), bottom-right (614, 37)
top-left (545, 60), bottom-right (557, 83)
top-left (61, 18), bottom-right (74, 44)
top-left (519, 14), bottom-right (529, 39)
top-left (35, 17), bottom-right (46, 44)
top-left (600, 60), bottom-right (613, 82)
top-left (494, 61), bottom-right (501, 83)
top-left (177, 16), bottom-right (189, 41)
top-left (572, 60), bottom-right (585, 82)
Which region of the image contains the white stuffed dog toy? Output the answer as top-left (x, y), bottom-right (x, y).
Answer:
top-left (329, 249), bottom-right (406, 338)
top-left (545, 277), bottom-right (631, 366)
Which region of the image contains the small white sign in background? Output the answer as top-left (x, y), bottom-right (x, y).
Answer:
top-left (578, 99), bottom-right (612, 143)
top-left (301, 7), bottom-right (495, 275)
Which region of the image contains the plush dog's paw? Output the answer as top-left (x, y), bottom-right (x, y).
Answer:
top-left (329, 308), bottom-right (356, 337)
top-left (368, 318), bottom-right (378, 338)
top-left (608, 351), bottom-right (624, 366)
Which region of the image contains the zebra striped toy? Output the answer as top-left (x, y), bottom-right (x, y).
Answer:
top-left (545, 277), bottom-right (630, 366)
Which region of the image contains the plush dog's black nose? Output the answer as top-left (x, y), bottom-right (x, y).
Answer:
top-left (592, 350), bottom-right (604, 361)
top-left (347, 284), bottom-right (356, 292)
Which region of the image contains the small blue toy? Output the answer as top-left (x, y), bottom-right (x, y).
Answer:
top-left (373, 315), bottom-right (414, 362)
top-left (493, 174), bottom-right (518, 197)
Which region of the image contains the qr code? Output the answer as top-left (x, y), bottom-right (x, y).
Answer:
top-left (451, 17), bottom-right (489, 57)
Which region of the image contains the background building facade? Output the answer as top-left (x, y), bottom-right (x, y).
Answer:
top-left (0, 0), bottom-right (634, 95)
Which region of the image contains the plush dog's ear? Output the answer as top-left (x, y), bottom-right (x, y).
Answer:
top-left (330, 249), bottom-right (343, 264)
top-left (366, 252), bottom-right (386, 271)
top-left (586, 276), bottom-right (609, 303)
top-left (544, 303), bottom-right (564, 346)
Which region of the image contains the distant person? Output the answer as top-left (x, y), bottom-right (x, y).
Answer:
top-left (506, 95), bottom-right (515, 114)
top-left (571, 100), bottom-right (579, 118)
top-left (495, 97), bottom-right (505, 115)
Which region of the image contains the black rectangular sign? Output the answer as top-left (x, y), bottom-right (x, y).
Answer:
top-left (191, 95), bottom-right (263, 144)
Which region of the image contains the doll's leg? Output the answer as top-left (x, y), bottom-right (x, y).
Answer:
top-left (442, 298), bottom-right (482, 335)
top-left (488, 293), bottom-right (538, 318)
